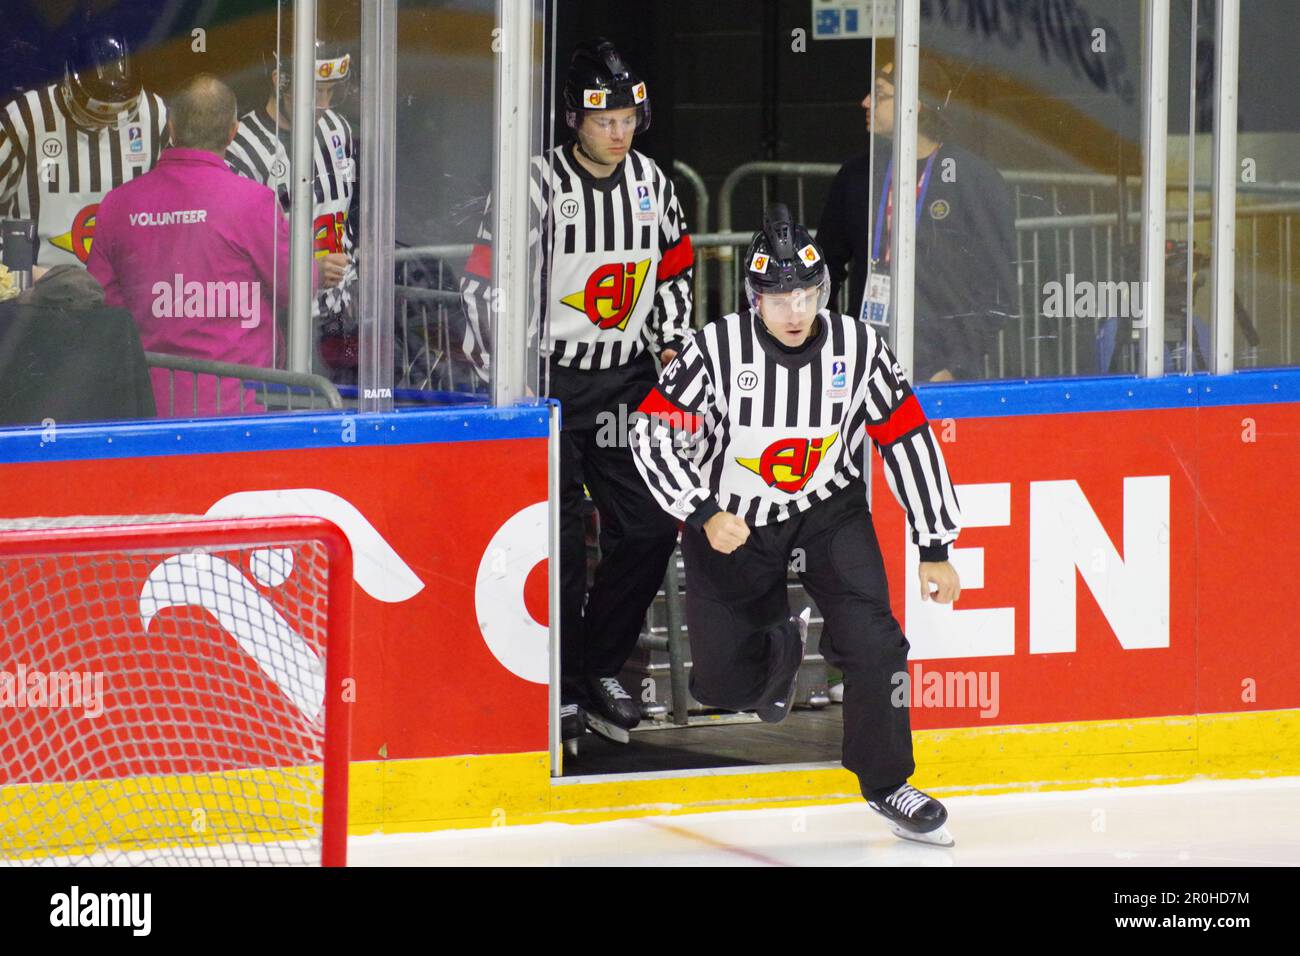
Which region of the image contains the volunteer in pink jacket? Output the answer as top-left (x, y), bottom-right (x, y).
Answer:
top-left (87, 73), bottom-right (348, 417)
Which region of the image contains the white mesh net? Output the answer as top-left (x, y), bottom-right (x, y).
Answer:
top-left (0, 515), bottom-right (344, 866)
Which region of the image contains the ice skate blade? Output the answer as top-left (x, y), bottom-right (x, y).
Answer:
top-left (585, 712), bottom-right (630, 744)
top-left (886, 821), bottom-right (955, 848)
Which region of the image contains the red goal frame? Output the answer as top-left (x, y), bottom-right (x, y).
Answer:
top-left (0, 516), bottom-right (354, 867)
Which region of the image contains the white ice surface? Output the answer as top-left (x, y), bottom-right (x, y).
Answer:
top-left (347, 776), bottom-right (1300, 867)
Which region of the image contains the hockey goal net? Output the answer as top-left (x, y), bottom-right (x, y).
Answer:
top-left (0, 515), bottom-right (352, 866)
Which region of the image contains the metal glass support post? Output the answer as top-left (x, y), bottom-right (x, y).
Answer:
top-left (1186, 0), bottom-right (1200, 369)
top-left (1141, 0), bottom-right (1171, 377)
top-left (492, 0), bottom-right (535, 406)
top-left (889, 0), bottom-right (920, 376)
top-left (548, 402), bottom-right (561, 774)
top-left (1210, 0), bottom-right (1241, 374)
top-left (288, 0), bottom-right (318, 375)
top-left (359, 0), bottom-right (397, 411)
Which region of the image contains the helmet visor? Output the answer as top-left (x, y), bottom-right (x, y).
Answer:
top-left (744, 270), bottom-right (830, 316)
top-left (63, 82), bottom-right (140, 129)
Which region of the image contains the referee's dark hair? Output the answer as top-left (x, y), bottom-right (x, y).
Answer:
top-left (168, 74), bottom-right (239, 154)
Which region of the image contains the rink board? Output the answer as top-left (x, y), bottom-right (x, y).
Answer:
top-left (0, 374), bottom-right (1298, 837)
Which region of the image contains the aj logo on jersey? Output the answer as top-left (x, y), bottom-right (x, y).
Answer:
top-left (127, 125), bottom-right (145, 159)
top-left (737, 432), bottom-right (839, 493)
top-left (560, 260), bottom-right (650, 330)
top-left (49, 204), bottom-right (99, 263)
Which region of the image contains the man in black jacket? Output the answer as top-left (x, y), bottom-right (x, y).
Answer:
top-left (816, 58), bottom-right (1018, 382)
top-left (0, 265), bottom-right (155, 425)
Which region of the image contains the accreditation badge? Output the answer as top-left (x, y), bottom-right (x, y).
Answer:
top-left (861, 271), bottom-right (891, 328)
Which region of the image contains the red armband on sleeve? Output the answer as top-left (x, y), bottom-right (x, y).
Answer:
top-left (865, 393), bottom-right (927, 446)
top-left (637, 386), bottom-right (703, 434)
top-left (656, 235), bottom-right (694, 282)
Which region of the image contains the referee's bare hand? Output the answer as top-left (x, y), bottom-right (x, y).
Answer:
top-left (919, 561), bottom-right (961, 603)
top-left (703, 511), bottom-right (750, 554)
top-left (321, 253), bottom-right (350, 288)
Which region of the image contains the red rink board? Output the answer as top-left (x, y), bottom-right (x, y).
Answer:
top-left (0, 434), bottom-right (550, 768)
top-left (871, 400), bottom-right (1300, 729)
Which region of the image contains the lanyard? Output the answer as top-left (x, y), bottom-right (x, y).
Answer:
top-left (871, 147), bottom-right (940, 265)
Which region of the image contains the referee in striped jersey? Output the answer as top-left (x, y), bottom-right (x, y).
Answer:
top-left (0, 31), bottom-right (167, 269)
top-left (631, 207), bottom-right (962, 846)
top-left (461, 39), bottom-right (691, 741)
top-left (225, 40), bottom-right (355, 373)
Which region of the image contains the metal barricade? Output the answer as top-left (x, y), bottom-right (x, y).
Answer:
top-left (673, 160), bottom-right (710, 321)
top-left (145, 352), bottom-right (342, 416)
top-left (394, 243), bottom-right (477, 394)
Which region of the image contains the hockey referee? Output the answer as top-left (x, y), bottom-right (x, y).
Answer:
top-left (0, 30), bottom-right (167, 269)
top-left (630, 206), bottom-right (963, 846)
top-left (461, 39), bottom-right (692, 741)
top-left (225, 39), bottom-right (356, 377)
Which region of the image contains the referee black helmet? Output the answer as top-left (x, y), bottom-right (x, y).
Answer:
top-left (743, 204), bottom-right (830, 313)
top-left (562, 38), bottom-right (651, 134)
top-left (63, 32), bottom-right (143, 130)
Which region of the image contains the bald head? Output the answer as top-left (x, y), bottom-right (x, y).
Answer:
top-left (168, 74), bottom-right (239, 154)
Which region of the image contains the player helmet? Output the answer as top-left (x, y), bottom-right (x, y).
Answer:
top-left (562, 38), bottom-right (650, 134)
top-left (743, 204), bottom-right (830, 313)
top-left (62, 33), bottom-right (143, 130)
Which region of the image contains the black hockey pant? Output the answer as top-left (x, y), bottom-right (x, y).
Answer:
top-left (679, 485), bottom-right (916, 792)
top-left (559, 427), bottom-right (678, 703)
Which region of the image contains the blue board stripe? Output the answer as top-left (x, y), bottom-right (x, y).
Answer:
top-left (0, 402), bottom-right (554, 466)
top-left (915, 368), bottom-right (1300, 419)
top-left (2, 368), bottom-right (1298, 467)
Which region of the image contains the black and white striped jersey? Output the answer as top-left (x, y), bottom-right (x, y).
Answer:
top-left (631, 309), bottom-right (962, 557)
top-left (225, 106), bottom-right (355, 316)
top-left (0, 83), bottom-right (167, 267)
top-left (459, 141), bottom-right (693, 380)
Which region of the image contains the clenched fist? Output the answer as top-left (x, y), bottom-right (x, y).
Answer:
top-left (703, 511), bottom-right (750, 554)
top-left (320, 253), bottom-right (350, 288)
top-left (918, 560), bottom-right (961, 603)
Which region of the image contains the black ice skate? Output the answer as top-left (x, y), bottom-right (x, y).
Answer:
top-left (866, 782), bottom-right (955, 847)
top-left (560, 703), bottom-right (586, 742)
top-left (755, 607), bottom-right (811, 724)
top-left (585, 676), bottom-right (641, 731)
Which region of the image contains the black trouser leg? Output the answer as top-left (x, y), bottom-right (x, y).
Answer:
top-left (579, 429), bottom-right (679, 679)
top-left (557, 429), bottom-right (591, 702)
top-left (794, 492), bottom-right (916, 792)
top-left (679, 521), bottom-right (797, 711)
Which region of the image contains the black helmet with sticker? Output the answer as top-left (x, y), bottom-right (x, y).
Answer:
top-left (63, 32), bottom-right (143, 130)
top-left (742, 204), bottom-right (830, 312)
top-left (273, 39), bottom-right (353, 98)
top-left (562, 38), bottom-right (650, 134)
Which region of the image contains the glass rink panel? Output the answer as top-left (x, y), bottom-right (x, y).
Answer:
top-left (0, 0), bottom-right (547, 424)
top-left (901, 1), bottom-right (1150, 382)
